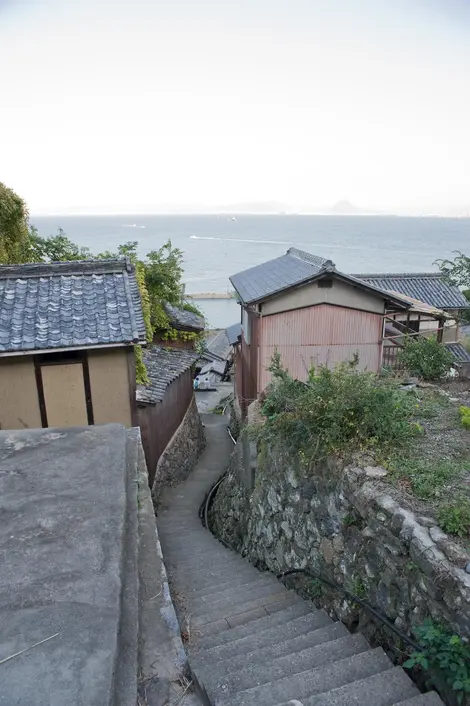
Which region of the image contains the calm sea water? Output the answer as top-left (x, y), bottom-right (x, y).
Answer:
top-left (31, 215), bottom-right (470, 328)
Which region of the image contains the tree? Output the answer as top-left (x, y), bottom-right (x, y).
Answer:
top-left (29, 226), bottom-right (92, 261)
top-left (0, 183), bottom-right (204, 382)
top-left (436, 251), bottom-right (470, 321)
top-left (436, 251), bottom-right (470, 290)
top-left (0, 182), bottom-right (31, 263)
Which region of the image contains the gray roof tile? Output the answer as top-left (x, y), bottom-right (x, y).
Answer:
top-left (355, 273), bottom-right (469, 310)
top-left (137, 346), bottom-right (198, 404)
top-left (204, 329), bottom-right (232, 361)
top-left (230, 248), bottom-right (410, 309)
top-left (0, 259), bottom-right (146, 354)
top-left (163, 302), bottom-right (205, 331)
top-left (226, 322), bottom-right (242, 346)
top-left (445, 342), bottom-right (470, 363)
top-left (230, 247), bottom-right (334, 304)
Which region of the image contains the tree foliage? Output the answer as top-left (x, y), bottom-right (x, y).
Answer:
top-left (28, 226), bottom-right (92, 262)
top-left (0, 182), bottom-right (204, 384)
top-left (0, 182), bottom-right (31, 263)
top-left (436, 251), bottom-right (470, 290)
top-left (254, 353), bottom-right (419, 463)
top-left (397, 335), bottom-right (453, 381)
top-left (436, 251), bottom-right (470, 322)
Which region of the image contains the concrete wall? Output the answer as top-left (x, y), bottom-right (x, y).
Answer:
top-left (261, 279), bottom-right (385, 316)
top-left (151, 396), bottom-right (205, 503)
top-left (88, 349), bottom-right (133, 427)
top-left (0, 357), bottom-right (42, 429)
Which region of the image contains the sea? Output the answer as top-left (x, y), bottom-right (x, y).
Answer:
top-left (31, 215), bottom-right (470, 329)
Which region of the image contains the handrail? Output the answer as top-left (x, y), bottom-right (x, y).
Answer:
top-left (277, 567), bottom-right (422, 651)
top-left (202, 421), bottom-right (423, 653)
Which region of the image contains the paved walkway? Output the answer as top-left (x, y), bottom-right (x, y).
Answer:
top-left (157, 414), bottom-right (443, 706)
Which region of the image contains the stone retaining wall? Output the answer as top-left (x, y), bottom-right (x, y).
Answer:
top-left (152, 397), bottom-right (205, 502)
top-left (210, 434), bottom-right (470, 649)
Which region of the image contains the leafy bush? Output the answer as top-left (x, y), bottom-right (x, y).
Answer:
top-left (397, 335), bottom-right (454, 381)
top-left (256, 353), bottom-right (419, 462)
top-left (460, 406), bottom-right (470, 430)
top-left (404, 619), bottom-right (470, 704)
top-left (438, 503), bottom-right (470, 537)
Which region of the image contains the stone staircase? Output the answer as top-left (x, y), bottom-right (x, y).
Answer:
top-left (157, 414), bottom-right (444, 706)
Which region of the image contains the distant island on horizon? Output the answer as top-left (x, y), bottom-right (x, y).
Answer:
top-left (31, 200), bottom-right (470, 218)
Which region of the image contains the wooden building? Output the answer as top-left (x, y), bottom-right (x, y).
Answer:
top-left (0, 259), bottom-right (146, 430)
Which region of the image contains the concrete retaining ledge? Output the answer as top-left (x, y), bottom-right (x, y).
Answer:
top-left (0, 424), bottom-right (197, 706)
top-left (137, 433), bottom-right (200, 705)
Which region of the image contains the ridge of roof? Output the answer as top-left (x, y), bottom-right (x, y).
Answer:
top-left (287, 247), bottom-right (335, 270)
top-left (0, 258), bottom-right (133, 279)
top-left (354, 271), bottom-right (444, 279)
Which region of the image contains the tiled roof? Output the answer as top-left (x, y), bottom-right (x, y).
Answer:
top-left (163, 302), bottom-right (205, 332)
top-left (355, 273), bottom-right (469, 310)
top-left (0, 259), bottom-right (146, 354)
top-left (205, 329), bottom-right (232, 361)
top-left (226, 322), bottom-right (242, 346)
top-left (230, 247), bottom-right (334, 305)
top-left (137, 345), bottom-right (198, 404)
top-left (445, 342), bottom-right (470, 363)
top-left (200, 360), bottom-right (226, 377)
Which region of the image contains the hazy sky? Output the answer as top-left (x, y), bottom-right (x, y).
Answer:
top-left (1, 0), bottom-right (469, 213)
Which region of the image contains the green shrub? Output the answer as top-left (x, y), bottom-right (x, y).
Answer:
top-left (256, 353), bottom-right (419, 462)
top-left (404, 619), bottom-right (470, 704)
top-left (397, 335), bottom-right (453, 381)
top-left (438, 503), bottom-right (470, 537)
top-left (388, 457), bottom-right (465, 501)
top-left (460, 406), bottom-right (470, 430)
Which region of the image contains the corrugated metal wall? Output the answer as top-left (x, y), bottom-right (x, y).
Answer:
top-left (137, 369), bottom-right (194, 486)
top-left (259, 305), bottom-right (383, 391)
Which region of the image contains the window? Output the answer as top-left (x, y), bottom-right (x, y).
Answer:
top-left (318, 278), bottom-right (333, 289)
top-left (406, 320), bottom-right (420, 333)
top-left (241, 307), bottom-right (251, 345)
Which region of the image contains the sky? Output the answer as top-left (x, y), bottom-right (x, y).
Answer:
top-left (1, 0), bottom-right (470, 214)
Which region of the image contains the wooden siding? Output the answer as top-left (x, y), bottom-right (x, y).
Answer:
top-left (137, 369), bottom-right (194, 486)
top-left (258, 304), bottom-right (383, 391)
top-left (238, 311), bottom-right (259, 415)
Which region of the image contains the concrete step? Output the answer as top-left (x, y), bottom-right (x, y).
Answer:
top-left (199, 633), bottom-right (370, 699)
top-left (191, 621), bottom-right (350, 674)
top-left (193, 613), bottom-right (338, 665)
top-left (212, 647), bottom-right (392, 706)
top-left (299, 666), bottom-right (419, 706)
top-left (189, 580), bottom-right (289, 612)
top-left (173, 573), bottom-right (274, 600)
top-left (185, 573), bottom-right (280, 599)
top-left (195, 603), bottom-right (316, 650)
top-left (169, 564), bottom-right (261, 590)
top-left (164, 553), bottom-right (245, 572)
top-left (191, 597), bottom-right (304, 640)
top-left (191, 590), bottom-right (299, 627)
top-left (393, 694), bottom-right (445, 706)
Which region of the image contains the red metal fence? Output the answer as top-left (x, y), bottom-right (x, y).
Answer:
top-left (137, 369), bottom-right (194, 486)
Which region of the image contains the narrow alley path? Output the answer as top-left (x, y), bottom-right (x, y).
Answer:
top-left (157, 414), bottom-right (443, 706)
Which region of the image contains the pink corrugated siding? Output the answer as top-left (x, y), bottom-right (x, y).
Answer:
top-left (258, 305), bottom-right (383, 391)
